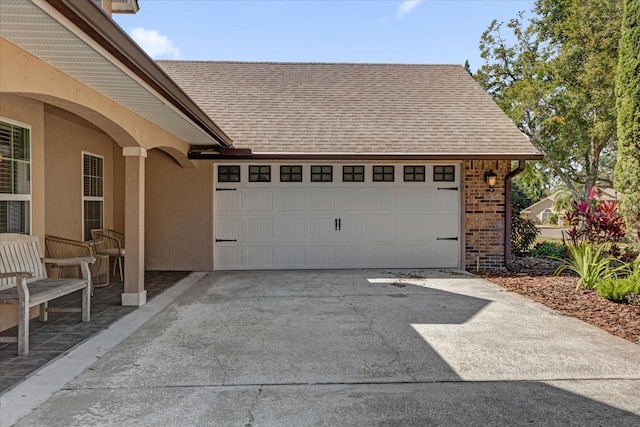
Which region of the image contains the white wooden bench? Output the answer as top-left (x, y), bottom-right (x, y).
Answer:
top-left (0, 233), bottom-right (94, 355)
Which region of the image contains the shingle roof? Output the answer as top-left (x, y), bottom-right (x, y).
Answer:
top-left (157, 61), bottom-right (542, 158)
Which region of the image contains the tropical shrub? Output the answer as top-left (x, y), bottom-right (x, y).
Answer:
top-left (511, 210), bottom-right (539, 256)
top-left (596, 276), bottom-right (640, 302)
top-left (531, 241), bottom-right (567, 259)
top-left (553, 243), bottom-right (623, 290)
top-left (562, 188), bottom-right (626, 256)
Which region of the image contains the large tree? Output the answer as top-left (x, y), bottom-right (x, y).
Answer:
top-left (476, 0), bottom-right (622, 200)
top-left (614, 0), bottom-right (640, 249)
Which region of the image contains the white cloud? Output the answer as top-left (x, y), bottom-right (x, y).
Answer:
top-left (130, 27), bottom-right (181, 59)
top-left (396, 0), bottom-right (423, 20)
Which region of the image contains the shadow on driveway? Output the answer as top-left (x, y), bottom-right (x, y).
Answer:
top-left (8, 269), bottom-right (640, 426)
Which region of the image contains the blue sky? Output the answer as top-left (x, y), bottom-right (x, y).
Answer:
top-left (114, 0), bottom-right (535, 72)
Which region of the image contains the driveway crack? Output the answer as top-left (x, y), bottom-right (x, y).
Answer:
top-left (337, 296), bottom-right (417, 382)
top-left (244, 385), bottom-right (263, 427)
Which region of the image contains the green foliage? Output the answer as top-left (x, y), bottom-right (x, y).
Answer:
top-left (545, 213), bottom-right (559, 225)
top-left (596, 276), bottom-right (640, 302)
top-left (511, 179), bottom-right (534, 213)
top-left (614, 0), bottom-right (640, 251)
top-left (553, 243), bottom-right (621, 290)
top-left (531, 241), bottom-right (566, 259)
top-left (476, 1), bottom-right (622, 198)
top-left (511, 211), bottom-right (539, 256)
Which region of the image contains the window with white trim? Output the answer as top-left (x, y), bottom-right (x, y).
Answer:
top-left (0, 119), bottom-right (31, 234)
top-left (83, 153), bottom-right (104, 241)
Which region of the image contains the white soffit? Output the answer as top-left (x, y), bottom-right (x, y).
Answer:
top-left (0, 0), bottom-right (218, 146)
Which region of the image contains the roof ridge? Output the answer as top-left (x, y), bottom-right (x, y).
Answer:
top-left (156, 60), bottom-right (463, 67)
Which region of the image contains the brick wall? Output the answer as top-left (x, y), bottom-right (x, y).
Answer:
top-left (464, 160), bottom-right (509, 269)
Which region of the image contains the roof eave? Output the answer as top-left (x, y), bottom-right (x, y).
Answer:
top-left (188, 151), bottom-right (545, 161)
top-left (45, 0), bottom-right (232, 148)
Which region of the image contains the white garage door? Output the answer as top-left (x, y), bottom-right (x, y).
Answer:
top-left (214, 163), bottom-right (460, 270)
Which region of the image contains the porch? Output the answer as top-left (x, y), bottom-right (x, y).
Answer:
top-left (0, 271), bottom-right (190, 395)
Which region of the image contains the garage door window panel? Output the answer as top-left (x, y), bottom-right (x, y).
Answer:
top-left (219, 165), bottom-right (240, 182)
top-left (373, 166), bottom-right (394, 182)
top-left (404, 166), bottom-right (425, 182)
top-left (249, 165), bottom-right (271, 182)
top-left (343, 166), bottom-right (364, 182)
top-left (311, 165), bottom-right (333, 182)
top-left (280, 165), bottom-right (302, 182)
top-left (434, 165), bottom-right (455, 182)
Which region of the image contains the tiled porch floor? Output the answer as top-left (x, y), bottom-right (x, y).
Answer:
top-left (0, 271), bottom-right (191, 395)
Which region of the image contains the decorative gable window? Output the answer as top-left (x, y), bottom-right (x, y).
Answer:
top-left (373, 165), bottom-right (394, 182)
top-left (83, 153), bottom-right (104, 241)
top-left (0, 119), bottom-right (31, 234)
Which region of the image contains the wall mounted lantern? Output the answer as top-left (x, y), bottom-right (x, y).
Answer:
top-left (484, 169), bottom-right (497, 189)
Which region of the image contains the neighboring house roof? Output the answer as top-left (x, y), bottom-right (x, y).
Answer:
top-left (521, 187), bottom-right (619, 214)
top-left (1, 0), bottom-right (231, 148)
top-left (158, 61), bottom-right (544, 159)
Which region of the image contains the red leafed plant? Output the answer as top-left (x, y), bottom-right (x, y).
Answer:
top-left (562, 188), bottom-right (626, 257)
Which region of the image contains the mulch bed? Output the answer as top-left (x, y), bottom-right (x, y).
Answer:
top-left (473, 257), bottom-right (640, 345)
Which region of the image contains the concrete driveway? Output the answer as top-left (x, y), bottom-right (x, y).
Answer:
top-left (3, 270), bottom-right (640, 426)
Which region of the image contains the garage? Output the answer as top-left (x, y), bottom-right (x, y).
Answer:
top-left (214, 162), bottom-right (461, 270)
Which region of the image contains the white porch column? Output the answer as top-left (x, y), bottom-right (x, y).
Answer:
top-left (121, 147), bottom-right (147, 306)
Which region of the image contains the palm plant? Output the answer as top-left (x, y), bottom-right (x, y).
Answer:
top-left (553, 242), bottom-right (622, 290)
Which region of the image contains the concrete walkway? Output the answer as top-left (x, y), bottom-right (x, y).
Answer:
top-left (2, 270), bottom-right (639, 426)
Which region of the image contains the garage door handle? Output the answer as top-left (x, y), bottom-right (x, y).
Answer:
top-left (338, 218), bottom-right (341, 231)
top-left (335, 218), bottom-right (338, 231)
top-left (215, 188), bottom-right (237, 191)
top-left (215, 239), bottom-right (237, 242)
top-left (437, 186), bottom-right (458, 191)
top-left (437, 237), bottom-right (458, 241)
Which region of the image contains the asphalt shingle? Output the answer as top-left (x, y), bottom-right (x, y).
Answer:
top-left (158, 61), bottom-right (541, 158)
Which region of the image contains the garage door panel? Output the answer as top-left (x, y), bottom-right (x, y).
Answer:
top-left (335, 189), bottom-right (367, 211)
top-left (334, 245), bottom-right (366, 267)
top-left (367, 189), bottom-right (397, 211)
top-left (243, 218), bottom-right (273, 242)
top-left (274, 245), bottom-right (306, 267)
top-left (216, 217), bottom-right (242, 241)
top-left (214, 163), bottom-right (460, 270)
top-left (243, 191), bottom-right (273, 212)
top-left (216, 191), bottom-right (242, 212)
top-left (274, 190), bottom-right (306, 212)
top-left (305, 245), bottom-right (334, 266)
top-left (305, 217), bottom-right (336, 242)
top-left (335, 216), bottom-right (367, 241)
top-left (246, 246), bottom-right (273, 267)
top-left (305, 190), bottom-right (335, 212)
top-left (216, 246), bottom-right (243, 269)
top-left (366, 216), bottom-right (397, 241)
top-left (273, 217), bottom-right (305, 242)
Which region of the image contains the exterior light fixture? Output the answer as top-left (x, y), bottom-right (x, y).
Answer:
top-left (484, 169), bottom-right (497, 189)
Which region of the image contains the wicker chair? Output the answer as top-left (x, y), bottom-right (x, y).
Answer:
top-left (90, 229), bottom-right (125, 282)
top-left (44, 235), bottom-right (110, 288)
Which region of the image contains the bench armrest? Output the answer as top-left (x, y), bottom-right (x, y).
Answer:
top-left (42, 256), bottom-right (96, 266)
top-left (0, 272), bottom-right (34, 279)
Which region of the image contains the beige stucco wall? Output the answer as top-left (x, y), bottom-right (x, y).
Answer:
top-left (145, 149), bottom-right (214, 271)
top-left (0, 94), bottom-right (46, 331)
top-left (44, 106), bottom-right (116, 240)
top-left (0, 97), bottom-right (122, 331)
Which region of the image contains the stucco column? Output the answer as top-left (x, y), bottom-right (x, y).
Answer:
top-left (121, 147), bottom-right (147, 306)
